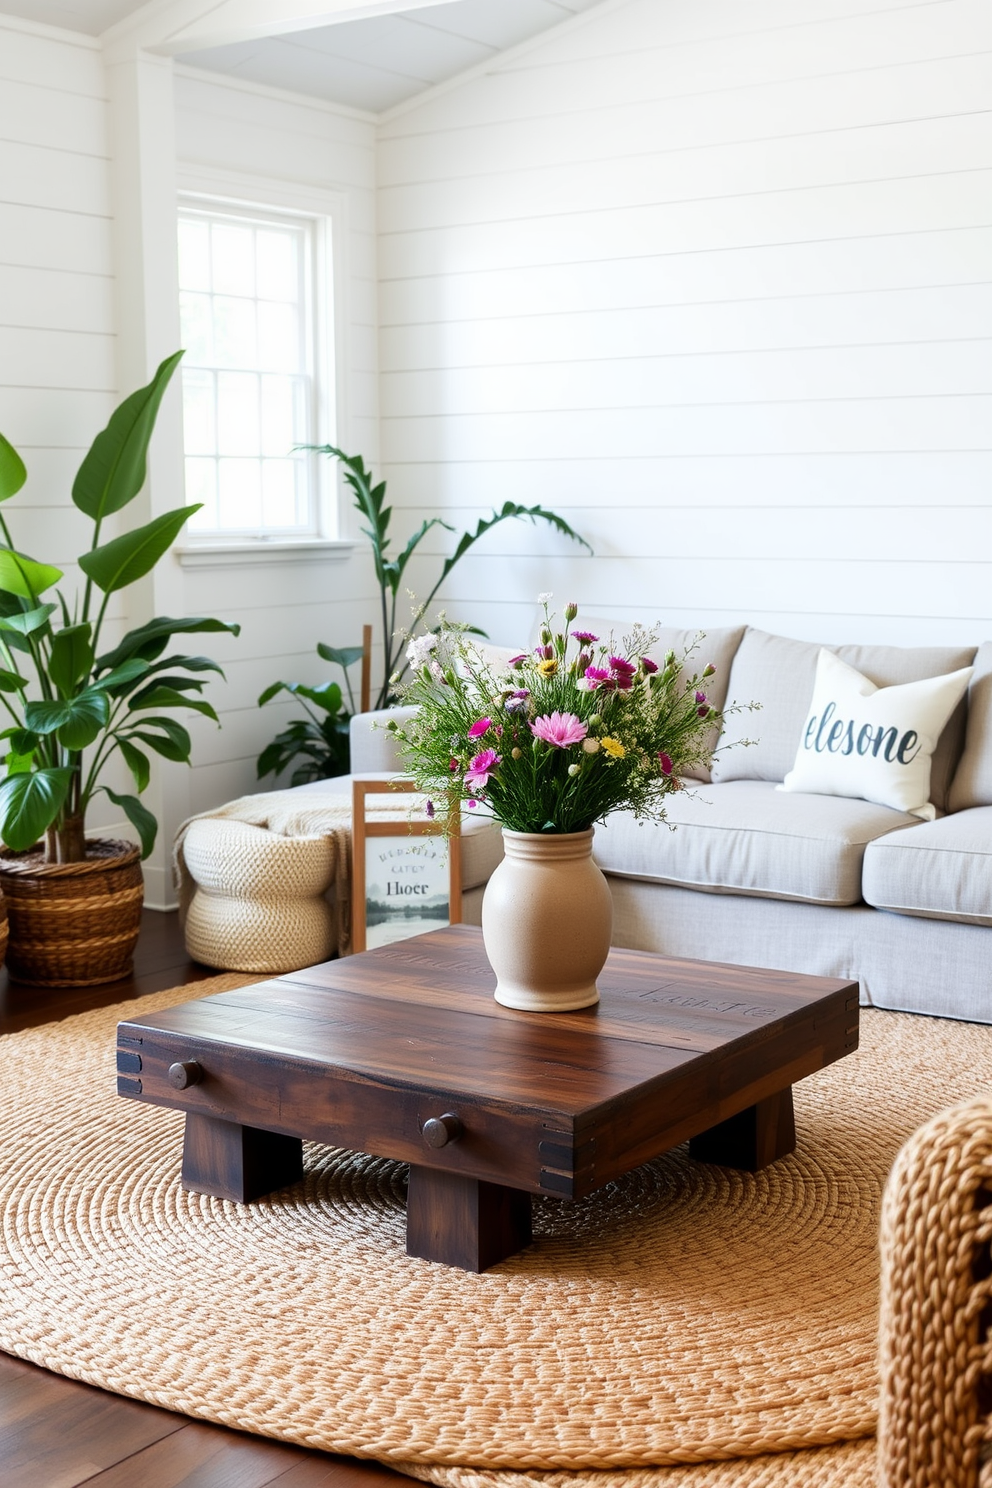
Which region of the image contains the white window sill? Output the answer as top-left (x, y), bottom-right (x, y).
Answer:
top-left (174, 538), bottom-right (356, 569)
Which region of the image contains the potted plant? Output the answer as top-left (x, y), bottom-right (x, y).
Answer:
top-left (0, 352), bottom-right (239, 986)
top-left (391, 598), bottom-right (731, 1011)
top-left (256, 445), bottom-right (590, 781)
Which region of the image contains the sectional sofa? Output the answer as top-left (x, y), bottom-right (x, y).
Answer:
top-left (345, 624), bottom-right (992, 1024)
top-left (179, 624), bottom-right (992, 1025)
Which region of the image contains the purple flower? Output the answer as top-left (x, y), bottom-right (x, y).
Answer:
top-left (465, 748), bottom-right (500, 791)
top-left (641, 656), bottom-right (659, 674)
top-left (698, 705), bottom-right (709, 718)
top-left (508, 654), bottom-right (527, 667)
top-left (609, 656), bottom-right (636, 691)
top-left (425, 799), bottom-right (435, 819)
top-left (658, 752), bottom-right (673, 775)
top-left (504, 691), bottom-right (529, 714)
top-left (468, 717), bottom-right (492, 739)
top-left (529, 711), bottom-right (588, 748)
top-left (571, 630), bottom-right (599, 645)
top-left (695, 691), bottom-right (707, 704)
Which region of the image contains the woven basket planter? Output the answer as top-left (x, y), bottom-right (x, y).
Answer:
top-left (0, 839), bottom-right (143, 987)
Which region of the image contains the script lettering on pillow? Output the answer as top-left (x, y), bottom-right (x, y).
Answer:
top-left (781, 650), bottom-right (972, 820)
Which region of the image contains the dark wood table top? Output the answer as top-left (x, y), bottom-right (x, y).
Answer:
top-left (119, 926), bottom-right (859, 1201)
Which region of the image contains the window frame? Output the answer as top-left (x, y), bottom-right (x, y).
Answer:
top-left (175, 168), bottom-right (347, 550)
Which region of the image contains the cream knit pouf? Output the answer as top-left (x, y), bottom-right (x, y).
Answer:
top-left (181, 816), bottom-right (339, 973)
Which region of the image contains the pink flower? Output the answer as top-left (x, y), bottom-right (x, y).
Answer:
top-left (508, 654), bottom-right (527, 667)
top-left (695, 691), bottom-right (707, 704)
top-left (571, 630), bottom-right (599, 645)
top-left (425, 799), bottom-right (435, 818)
top-left (465, 748), bottom-right (500, 791)
top-left (584, 666), bottom-right (611, 688)
top-left (529, 711), bottom-right (588, 748)
top-left (641, 656), bottom-right (658, 674)
top-left (468, 717), bottom-right (492, 739)
top-left (698, 706), bottom-right (710, 718)
top-left (658, 752), bottom-right (673, 775)
top-left (609, 656), bottom-right (636, 691)
top-left (449, 757), bottom-right (459, 772)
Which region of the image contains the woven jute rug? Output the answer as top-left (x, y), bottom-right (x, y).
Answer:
top-left (3, 978), bottom-right (991, 1486)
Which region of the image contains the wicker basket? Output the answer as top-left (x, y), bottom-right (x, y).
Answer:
top-left (0, 839), bottom-right (143, 987)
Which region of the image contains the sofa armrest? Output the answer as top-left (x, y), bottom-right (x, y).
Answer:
top-left (348, 706), bottom-right (418, 776)
top-left (879, 1094), bottom-right (992, 1486)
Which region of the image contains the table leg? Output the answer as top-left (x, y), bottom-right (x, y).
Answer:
top-left (688, 1087), bottom-right (796, 1172)
top-left (181, 1111), bottom-right (304, 1202)
top-left (406, 1165), bottom-right (533, 1272)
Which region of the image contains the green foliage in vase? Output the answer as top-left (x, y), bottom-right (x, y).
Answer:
top-left (0, 353), bottom-right (239, 862)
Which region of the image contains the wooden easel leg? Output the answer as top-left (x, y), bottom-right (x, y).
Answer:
top-left (181, 1112), bottom-right (304, 1202)
top-left (406, 1165), bottom-right (533, 1271)
top-left (689, 1087), bottom-right (796, 1172)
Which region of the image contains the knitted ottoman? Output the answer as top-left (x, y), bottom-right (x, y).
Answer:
top-left (180, 812), bottom-right (343, 973)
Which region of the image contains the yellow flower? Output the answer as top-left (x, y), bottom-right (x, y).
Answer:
top-left (535, 658), bottom-right (558, 677)
top-left (601, 736), bottom-right (625, 758)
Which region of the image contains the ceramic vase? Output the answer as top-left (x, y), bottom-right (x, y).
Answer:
top-left (481, 828), bottom-right (613, 1012)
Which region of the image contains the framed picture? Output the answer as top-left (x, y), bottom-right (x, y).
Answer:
top-left (351, 779), bottom-right (462, 953)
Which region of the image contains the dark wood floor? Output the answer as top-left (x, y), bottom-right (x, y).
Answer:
top-left (0, 910), bottom-right (417, 1488)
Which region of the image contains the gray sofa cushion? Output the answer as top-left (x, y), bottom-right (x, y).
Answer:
top-left (862, 808), bottom-right (992, 926)
top-left (948, 642), bottom-right (992, 812)
top-left (592, 780), bottom-right (917, 907)
top-left (712, 628), bottom-right (975, 811)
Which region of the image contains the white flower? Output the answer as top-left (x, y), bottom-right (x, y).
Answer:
top-left (582, 737), bottom-right (600, 754)
top-left (537, 591), bottom-right (553, 604)
top-left (576, 677), bottom-right (595, 692)
top-left (406, 633), bottom-right (438, 669)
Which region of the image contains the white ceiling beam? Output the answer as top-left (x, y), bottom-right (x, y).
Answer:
top-left (103, 0), bottom-right (464, 56)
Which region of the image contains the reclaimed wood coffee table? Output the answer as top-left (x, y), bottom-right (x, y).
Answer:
top-left (116, 925), bottom-right (859, 1272)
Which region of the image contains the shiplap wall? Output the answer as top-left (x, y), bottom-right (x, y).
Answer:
top-left (173, 70), bottom-right (380, 826)
top-left (0, 15), bottom-right (133, 838)
top-left (376, 0), bottom-right (992, 651)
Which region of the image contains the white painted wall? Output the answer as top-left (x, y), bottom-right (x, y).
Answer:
top-left (376, 0), bottom-right (992, 652)
top-left (172, 70), bottom-right (381, 840)
top-left (0, 15), bottom-right (132, 842)
top-left (0, 23), bottom-right (380, 903)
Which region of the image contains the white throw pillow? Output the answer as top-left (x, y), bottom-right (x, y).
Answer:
top-left (780, 649), bottom-right (973, 820)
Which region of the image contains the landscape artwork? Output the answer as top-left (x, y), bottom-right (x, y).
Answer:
top-left (363, 835), bottom-right (452, 949)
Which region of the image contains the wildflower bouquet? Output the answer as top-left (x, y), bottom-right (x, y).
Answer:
top-left (389, 598), bottom-right (725, 835)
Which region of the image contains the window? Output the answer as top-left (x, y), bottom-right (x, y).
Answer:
top-left (178, 202), bottom-right (327, 538)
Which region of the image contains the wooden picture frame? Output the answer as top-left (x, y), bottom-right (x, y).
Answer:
top-left (351, 778), bottom-right (462, 954)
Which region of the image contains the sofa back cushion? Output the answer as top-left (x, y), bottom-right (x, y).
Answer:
top-left (582, 621), bottom-right (745, 781)
top-left (947, 642), bottom-right (992, 811)
top-left (712, 629), bottom-right (976, 811)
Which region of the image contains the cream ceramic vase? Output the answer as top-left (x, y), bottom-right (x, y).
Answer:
top-left (481, 828), bottom-right (613, 1012)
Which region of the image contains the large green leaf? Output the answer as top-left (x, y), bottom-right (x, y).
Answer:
top-left (0, 603), bottom-right (57, 637)
top-left (26, 690), bottom-right (110, 751)
top-left (95, 616), bottom-right (240, 672)
top-left (72, 352), bottom-right (183, 519)
top-left (0, 435), bottom-right (27, 502)
top-left (125, 716), bottom-right (192, 762)
top-left (128, 684), bottom-right (218, 721)
top-left (0, 767), bottom-right (73, 851)
top-left (92, 658), bottom-right (152, 694)
top-left (116, 737), bottom-right (150, 793)
top-left (102, 786), bottom-right (157, 859)
top-left (48, 623), bottom-right (93, 697)
top-left (0, 548), bottom-right (63, 600)
top-left (79, 506), bottom-right (199, 595)
top-left (258, 679), bottom-right (343, 716)
top-left (316, 643), bottom-right (366, 671)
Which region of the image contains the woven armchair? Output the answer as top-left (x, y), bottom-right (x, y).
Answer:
top-left (880, 1095), bottom-right (992, 1487)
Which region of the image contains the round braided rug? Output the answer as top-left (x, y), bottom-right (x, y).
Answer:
top-left (1, 979), bottom-right (991, 1477)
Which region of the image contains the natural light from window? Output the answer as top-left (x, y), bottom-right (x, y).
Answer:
top-left (178, 205), bottom-right (317, 537)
